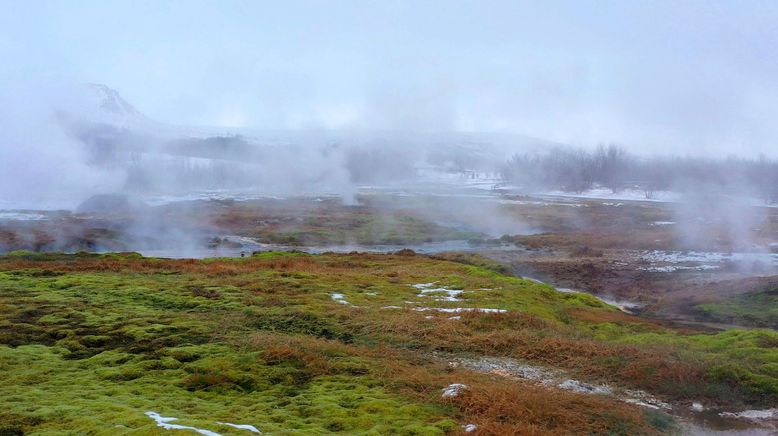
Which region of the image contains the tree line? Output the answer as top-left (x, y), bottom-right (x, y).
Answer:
top-left (502, 145), bottom-right (778, 204)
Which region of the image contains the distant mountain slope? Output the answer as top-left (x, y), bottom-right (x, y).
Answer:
top-left (52, 84), bottom-right (560, 194)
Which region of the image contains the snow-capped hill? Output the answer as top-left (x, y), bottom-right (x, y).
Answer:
top-left (85, 83), bottom-right (142, 118)
top-left (65, 83), bottom-right (159, 132)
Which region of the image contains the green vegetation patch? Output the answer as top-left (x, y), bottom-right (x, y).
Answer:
top-left (1, 252), bottom-right (777, 434)
top-left (694, 287), bottom-right (778, 329)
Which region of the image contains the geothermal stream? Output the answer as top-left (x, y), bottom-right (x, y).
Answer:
top-left (131, 237), bottom-right (517, 259)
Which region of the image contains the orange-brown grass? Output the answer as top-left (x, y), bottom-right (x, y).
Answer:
top-left (0, 252), bottom-right (745, 406)
top-left (510, 230), bottom-right (679, 251)
top-left (447, 380), bottom-right (656, 435)
top-left (342, 307), bottom-right (707, 401)
top-left (237, 332), bottom-right (656, 435)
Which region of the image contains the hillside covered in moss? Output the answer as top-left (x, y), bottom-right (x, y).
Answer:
top-left (1, 251), bottom-right (776, 435)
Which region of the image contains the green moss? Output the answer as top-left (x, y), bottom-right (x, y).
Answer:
top-left (2, 252), bottom-right (777, 433)
top-left (2, 249), bottom-right (36, 257)
top-left (0, 344), bottom-right (450, 435)
top-left (694, 287), bottom-right (778, 329)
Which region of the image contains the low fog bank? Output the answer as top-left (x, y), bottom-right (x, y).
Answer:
top-left (503, 145), bottom-right (778, 205)
top-left (0, 81), bottom-right (557, 211)
top-left (3, 82), bottom-right (778, 257)
top-left (503, 145), bottom-right (778, 258)
top-left (4, 81), bottom-right (774, 213)
top-left (0, 82), bottom-right (124, 210)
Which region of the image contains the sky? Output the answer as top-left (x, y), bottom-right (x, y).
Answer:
top-left (3, 0), bottom-right (778, 156)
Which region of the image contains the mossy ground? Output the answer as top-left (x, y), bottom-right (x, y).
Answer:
top-left (694, 286), bottom-right (778, 329)
top-left (1, 252), bottom-right (776, 435)
top-left (209, 203), bottom-right (480, 246)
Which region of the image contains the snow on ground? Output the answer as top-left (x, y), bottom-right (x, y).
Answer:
top-left (641, 250), bottom-right (778, 268)
top-left (216, 422), bottom-right (262, 433)
top-left (143, 190), bottom-right (286, 206)
top-left (557, 379), bottom-right (612, 395)
top-left (643, 251), bottom-right (734, 263)
top-left (412, 307), bottom-right (508, 313)
top-left (330, 293), bottom-right (354, 306)
top-left (498, 198), bottom-right (585, 208)
top-left (412, 283), bottom-right (465, 302)
top-left (719, 409), bottom-right (777, 420)
top-left (452, 357), bottom-right (558, 383)
top-left (621, 390), bottom-right (672, 410)
top-left (415, 168), bottom-right (503, 189)
top-left (640, 265), bottom-right (720, 273)
top-left (450, 357), bottom-right (670, 410)
top-left (411, 283), bottom-right (437, 289)
top-left (0, 211), bottom-right (49, 220)
top-left (441, 383), bottom-right (468, 398)
top-left (462, 424), bottom-right (478, 432)
top-left (540, 188), bottom-right (682, 203)
top-left (145, 412), bottom-right (221, 436)
top-left (381, 283), bottom-right (509, 313)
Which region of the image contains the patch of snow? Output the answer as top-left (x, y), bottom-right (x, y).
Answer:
top-left (642, 250), bottom-right (778, 265)
top-left (498, 199), bottom-right (584, 208)
top-left (558, 379), bottom-right (612, 395)
top-left (145, 412), bottom-right (221, 436)
top-left (331, 293), bottom-right (354, 306)
top-left (621, 390), bottom-right (672, 410)
top-left (413, 307), bottom-right (508, 313)
top-left (442, 383), bottom-right (468, 398)
top-left (143, 190), bottom-right (286, 207)
top-left (641, 265), bottom-right (720, 272)
top-left (451, 357), bottom-right (558, 383)
top-left (691, 402), bottom-right (704, 412)
top-left (651, 221), bottom-right (676, 226)
top-left (417, 287), bottom-right (464, 302)
top-left (217, 422), bottom-right (261, 433)
top-left (412, 283), bottom-right (474, 302)
top-left (448, 316), bottom-right (461, 320)
top-left (719, 409), bottom-right (777, 420)
top-left (540, 188), bottom-right (681, 203)
top-left (642, 250), bottom-right (731, 263)
top-left (640, 250), bottom-right (778, 273)
top-left (452, 357), bottom-right (673, 412)
top-left (365, 292), bottom-right (378, 296)
top-left (0, 211), bottom-right (48, 220)
top-left (624, 399), bottom-right (663, 409)
top-left (463, 423), bottom-right (478, 432)
top-left (412, 282), bottom-right (438, 289)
